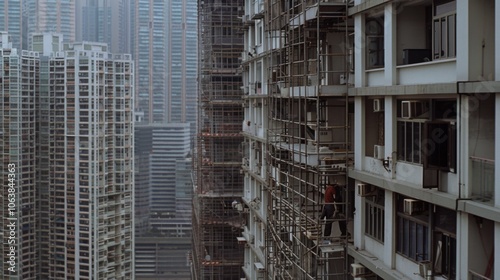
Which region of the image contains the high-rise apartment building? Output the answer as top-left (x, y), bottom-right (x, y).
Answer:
top-left (1, 32), bottom-right (135, 279)
top-left (193, 0), bottom-right (245, 279)
top-left (0, 31), bottom-right (38, 279)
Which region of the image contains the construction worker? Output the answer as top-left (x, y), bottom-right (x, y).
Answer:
top-left (320, 184), bottom-right (349, 241)
top-left (320, 184), bottom-right (336, 238)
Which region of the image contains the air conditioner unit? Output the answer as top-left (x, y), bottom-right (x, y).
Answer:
top-left (403, 199), bottom-right (424, 215)
top-left (401, 100), bottom-right (423, 119)
top-left (254, 262), bottom-right (265, 272)
top-left (351, 263), bottom-right (366, 277)
top-left (316, 127), bottom-right (333, 142)
top-left (357, 184), bottom-right (373, 196)
top-left (373, 98), bottom-right (384, 112)
top-left (418, 261), bottom-right (432, 277)
top-left (373, 145), bottom-right (385, 160)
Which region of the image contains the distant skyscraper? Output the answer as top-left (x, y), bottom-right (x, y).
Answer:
top-left (133, 0), bottom-right (168, 123)
top-left (0, 1), bottom-right (25, 49)
top-left (133, 0), bottom-right (198, 127)
top-left (25, 0), bottom-right (75, 47)
top-left (76, 0), bottom-right (132, 54)
top-left (135, 123), bottom-right (190, 223)
top-left (166, 0), bottom-right (198, 132)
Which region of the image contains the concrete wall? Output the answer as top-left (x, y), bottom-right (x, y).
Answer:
top-left (469, 93), bottom-right (496, 160)
top-left (468, 216), bottom-right (495, 278)
top-left (396, 5), bottom-right (428, 66)
top-left (364, 98), bottom-right (382, 157)
top-left (468, 0), bottom-right (496, 80)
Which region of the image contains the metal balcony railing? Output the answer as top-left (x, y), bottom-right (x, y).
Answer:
top-left (470, 156), bottom-right (495, 202)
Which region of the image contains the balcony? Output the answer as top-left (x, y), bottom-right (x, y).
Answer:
top-left (397, 59), bottom-right (456, 85)
top-left (470, 157), bottom-right (494, 203)
top-left (251, 0), bottom-right (264, 20)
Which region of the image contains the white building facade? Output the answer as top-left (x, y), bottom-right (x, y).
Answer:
top-left (240, 0), bottom-right (269, 278)
top-left (349, 0), bottom-right (499, 279)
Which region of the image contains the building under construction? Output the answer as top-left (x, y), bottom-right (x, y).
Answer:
top-left (240, 0), bottom-right (354, 279)
top-left (192, 0), bottom-right (245, 279)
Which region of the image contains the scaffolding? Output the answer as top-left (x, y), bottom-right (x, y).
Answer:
top-left (193, 0), bottom-right (246, 279)
top-left (265, 0), bottom-right (354, 279)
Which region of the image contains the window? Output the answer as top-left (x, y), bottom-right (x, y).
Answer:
top-left (397, 120), bottom-right (424, 164)
top-left (433, 0), bottom-right (456, 59)
top-left (396, 99), bottom-right (456, 174)
top-left (396, 195), bottom-right (430, 262)
top-left (366, 16), bottom-right (384, 68)
top-left (364, 187), bottom-right (385, 243)
top-left (423, 121), bottom-right (456, 172)
top-left (433, 206), bottom-right (457, 279)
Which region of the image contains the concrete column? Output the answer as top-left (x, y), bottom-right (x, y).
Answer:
top-left (354, 14), bottom-right (366, 87)
top-left (456, 0), bottom-right (469, 80)
top-left (496, 1), bottom-right (500, 80)
top-left (354, 96), bottom-right (365, 171)
top-left (383, 190), bottom-right (394, 268)
top-left (495, 222), bottom-right (500, 280)
top-left (384, 3), bottom-right (397, 85)
top-left (384, 96), bottom-right (396, 159)
top-left (496, 94), bottom-right (500, 207)
top-left (354, 180), bottom-right (366, 250)
top-left (459, 94), bottom-right (470, 198)
top-left (457, 212), bottom-right (470, 278)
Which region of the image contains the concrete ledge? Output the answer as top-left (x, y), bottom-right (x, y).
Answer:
top-left (348, 246), bottom-right (410, 280)
top-left (457, 200), bottom-right (500, 223)
top-left (348, 168), bottom-right (457, 210)
top-left (458, 81), bottom-right (500, 94)
top-left (349, 81), bottom-right (500, 96)
top-left (348, 0), bottom-right (391, 16)
top-left (348, 83), bottom-right (457, 96)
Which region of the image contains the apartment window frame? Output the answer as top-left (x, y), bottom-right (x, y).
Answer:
top-left (397, 120), bottom-right (424, 164)
top-left (396, 195), bottom-right (430, 262)
top-left (366, 16), bottom-right (385, 69)
top-left (364, 187), bottom-right (385, 243)
top-left (433, 206), bottom-right (457, 279)
top-left (396, 99), bottom-right (456, 174)
top-left (433, 232), bottom-right (456, 279)
top-left (433, 0), bottom-right (456, 60)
